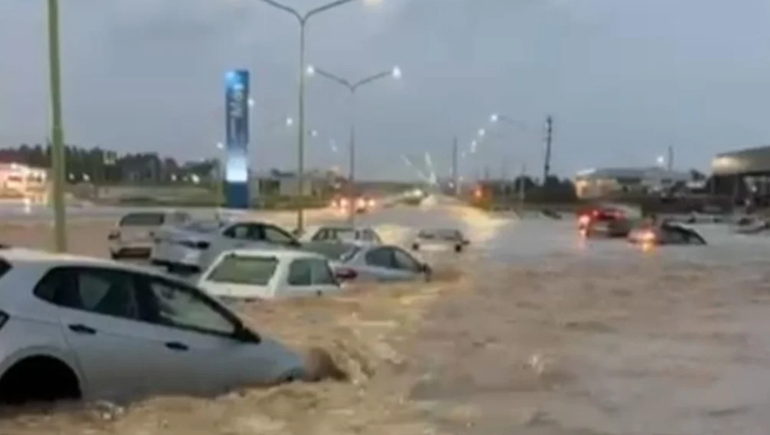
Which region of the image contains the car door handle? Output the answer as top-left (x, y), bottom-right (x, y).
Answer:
top-left (165, 341), bottom-right (189, 351)
top-left (68, 324), bottom-right (96, 335)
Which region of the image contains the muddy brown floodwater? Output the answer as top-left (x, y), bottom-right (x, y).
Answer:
top-left (2, 215), bottom-right (770, 434)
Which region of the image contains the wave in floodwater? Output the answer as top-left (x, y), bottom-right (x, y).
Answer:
top-left (4, 215), bottom-right (770, 434)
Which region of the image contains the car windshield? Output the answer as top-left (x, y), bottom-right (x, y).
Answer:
top-left (303, 242), bottom-right (360, 262)
top-left (119, 213), bottom-right (165, 227)
top-left (205, 254), bottom-right (278, 286)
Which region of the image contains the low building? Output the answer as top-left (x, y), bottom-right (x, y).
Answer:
top-left (574, 167), bottom-right (691, 199)
top-left (251, 169), bottom-right (342, 197)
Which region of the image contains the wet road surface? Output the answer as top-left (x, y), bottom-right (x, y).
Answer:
top-left (3, 199), bottom-right (770, 434)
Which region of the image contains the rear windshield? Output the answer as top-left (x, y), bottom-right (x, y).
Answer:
top-left (205, 254), bottom-right (278, 286)
top-left (303, 242), bottom-right (359, 262)
top-left (119, 213), bottom-right (165, 227)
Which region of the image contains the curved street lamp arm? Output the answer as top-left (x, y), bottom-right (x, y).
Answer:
top-left (352, 70), bottom-right (393, 91)
top-left (311, 67), bottom-right (354, 92)
top-left (305, 0), bottom-right (359, 22)
top-left (254, 0), bottom-right (302, 21)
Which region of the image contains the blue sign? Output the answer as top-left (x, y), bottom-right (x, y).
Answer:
top-left (224, 69), bottom-right (250, 209)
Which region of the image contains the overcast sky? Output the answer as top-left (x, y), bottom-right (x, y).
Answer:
top-left (2, 0), bottom-right (770, 180)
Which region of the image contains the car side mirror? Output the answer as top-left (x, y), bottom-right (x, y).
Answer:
top-left (232, 324), bottom-right (261, 344)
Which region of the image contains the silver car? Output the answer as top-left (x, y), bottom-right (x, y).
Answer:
top-left (299, 225), bottom-right (382, 245)
top-left (307, 243), bottom-right (431, 283)
top-left (150, 219), bottom-right (301, 273)
top-left (0, 247), bottom-right (305, 405)
top-left (108, 211), bottom-right (192, 260)
top-left (411, 228), bottom-right (469, 253)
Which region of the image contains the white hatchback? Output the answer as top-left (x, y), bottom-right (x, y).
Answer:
top-left (0, 247), bottom-right (305, 405)
top-left (198, 249), bottom-right (344, 301)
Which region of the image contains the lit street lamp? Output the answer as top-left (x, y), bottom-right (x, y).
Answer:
top-left (254, 0), bottom-right (378, 232)
top-left (47, 0), bottom-right (67, 252)
top-left (306, 64), bottom-right (401, 222)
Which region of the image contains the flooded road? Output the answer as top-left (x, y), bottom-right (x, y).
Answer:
top-left (3, 201), bottom-right (770, 434)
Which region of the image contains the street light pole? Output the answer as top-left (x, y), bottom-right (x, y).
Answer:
top-left (306, 66), bottom-right (401, 223)
top-left (255, 0), bottom-right (362, 233)
top-left (47, 0), bottom-right (67, 252)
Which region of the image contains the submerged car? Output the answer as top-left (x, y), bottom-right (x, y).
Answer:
top-left (305, 242), bottom-right (431, 283)
top-left (577, 207), bottom-right (634, 238)
top-left (299, 225), bottom-right (382, 245)
top-left (151, 219), bottom-right (301, 273)
top-left (108, 211), bottom-right (191, 260)
top-left (628, 222), bottom-right (707, 246)
top-left (411, 228), bottom-right (469, 252)
top-left (198, 249), bottom-right (344, 301)
top-left (0, 247), bottom-right (306, 405)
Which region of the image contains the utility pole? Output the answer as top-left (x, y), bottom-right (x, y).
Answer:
top-left (543, 115), bottom-right (553, 184)
top-left (667, 145), bottom-right (674, 172)
top-left (451, 136), bottom-right (459, 196)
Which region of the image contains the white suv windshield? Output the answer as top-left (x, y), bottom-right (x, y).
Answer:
top-left (206, 255), bottom-right (278, 286)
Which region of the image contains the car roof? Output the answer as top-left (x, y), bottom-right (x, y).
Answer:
top-left (219, 248), bottom-right (326, 260)
top-left (0, 247), bottom-right (172, 277)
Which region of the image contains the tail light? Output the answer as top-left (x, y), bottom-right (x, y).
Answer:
top-left (334, 267), bottom-right (358, 281)
top-left (108, 230), bottom-right (120, 240)
top-left (578, 215), bottom-right (591, 226)
top-left (180, 240), bottom-right (210, 250)
top-left (356, 198), bottom-right (366, 208)
top-left (340, 198), bottom-right (349, 208)
top-left (367, 199), bottom-right (376, 208)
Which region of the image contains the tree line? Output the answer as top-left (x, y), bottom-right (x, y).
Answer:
top-left (0, 144), bottom-right (216, 184)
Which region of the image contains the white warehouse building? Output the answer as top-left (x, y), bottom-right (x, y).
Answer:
top-left (574, 167), bottom-right (692, 199)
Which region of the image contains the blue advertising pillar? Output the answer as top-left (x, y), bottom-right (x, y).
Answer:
top-left (224, 69), bottom-right (250, 209)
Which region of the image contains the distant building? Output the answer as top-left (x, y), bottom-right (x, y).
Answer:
top-left (574, 167), bottom-right (691, 199)
top-left (251, 169), bottom-right (342, 197)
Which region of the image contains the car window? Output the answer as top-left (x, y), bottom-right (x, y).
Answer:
top-left (223, 223), bottom-right (251, 239)
top-left (263, 225), bottom-right (296, 244)
top-left (340, 246), bottom-right (361, 263)
top-left (119, 213), bottom-right (165, 227)
top-left (35, 267), bottom-right (140, 320)
top-left (206, 254), bottom-right (278, 286)
top-left (311, 229), bottom-right (329, 241)
top-left (365, 248), bottom-right (395, 268)
top-left (146, 278), bottom-right (237, 335)
top-left (393, 249), bottom-right (422, 273)
top-left (310, 259), bottom-right (337, 285)
top-left (287, 259), bottom-right (313, 286)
